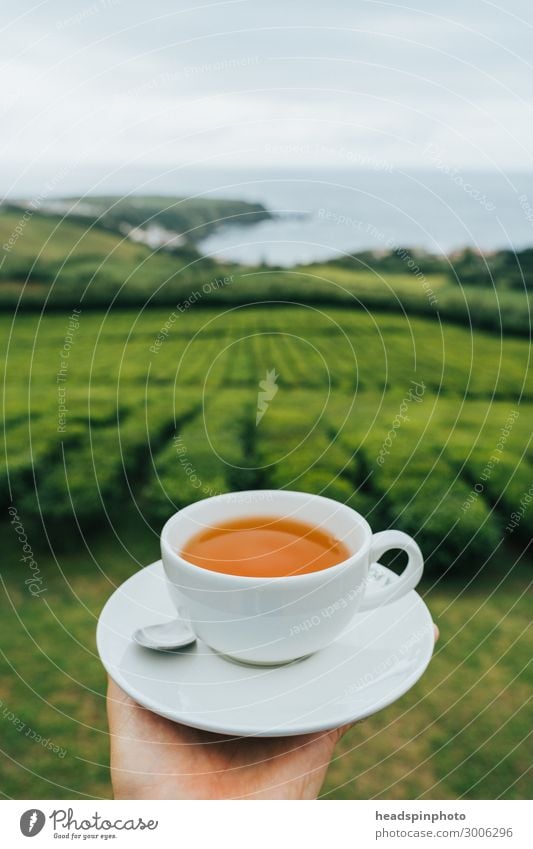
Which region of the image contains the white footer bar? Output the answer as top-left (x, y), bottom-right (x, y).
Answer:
top-left (1, 799), bottom-right (530, 848)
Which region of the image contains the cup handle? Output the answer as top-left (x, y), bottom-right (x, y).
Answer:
top-left (358, 530), bottom-right (424, 611)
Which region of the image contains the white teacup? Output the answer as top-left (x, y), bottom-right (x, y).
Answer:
top-left (161, 490), bottom-right (424, 665)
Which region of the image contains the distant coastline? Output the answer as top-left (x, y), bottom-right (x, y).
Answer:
top-left (1, 194), bottom-right (272, 252)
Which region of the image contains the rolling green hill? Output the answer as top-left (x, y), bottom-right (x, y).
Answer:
top-left (1, 194), bottom-right (270, 251)
top-left (0, 194), bottom-right (269, 307)
top-left (1, 206), bottom-right (531, 338)
top-left (0, 204), bottom-right (216, 306)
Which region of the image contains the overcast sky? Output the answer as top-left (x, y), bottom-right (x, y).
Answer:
top-left (2, 0), bottom-right (533, 196)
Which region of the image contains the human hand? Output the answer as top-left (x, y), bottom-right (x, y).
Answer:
top-left (107, 626), bottom-right (439, 799)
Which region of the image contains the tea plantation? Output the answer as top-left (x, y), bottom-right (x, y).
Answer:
top-left (3, 306), bottom-right (532, 573)
top-left (1, 304), bottom-right (531, 799)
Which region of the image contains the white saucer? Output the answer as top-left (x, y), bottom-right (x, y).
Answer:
top-left (97, 561), bottom-right (434, 737)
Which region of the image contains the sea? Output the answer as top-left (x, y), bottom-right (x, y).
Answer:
top-left (190, 168), bottom-right (533, 266)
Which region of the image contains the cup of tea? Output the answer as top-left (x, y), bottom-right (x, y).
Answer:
top-left (161, 490), bottom-right (424, 665)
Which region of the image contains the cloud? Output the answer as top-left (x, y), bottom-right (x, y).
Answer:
top-left (1, 0), bottom-right (533, 196)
